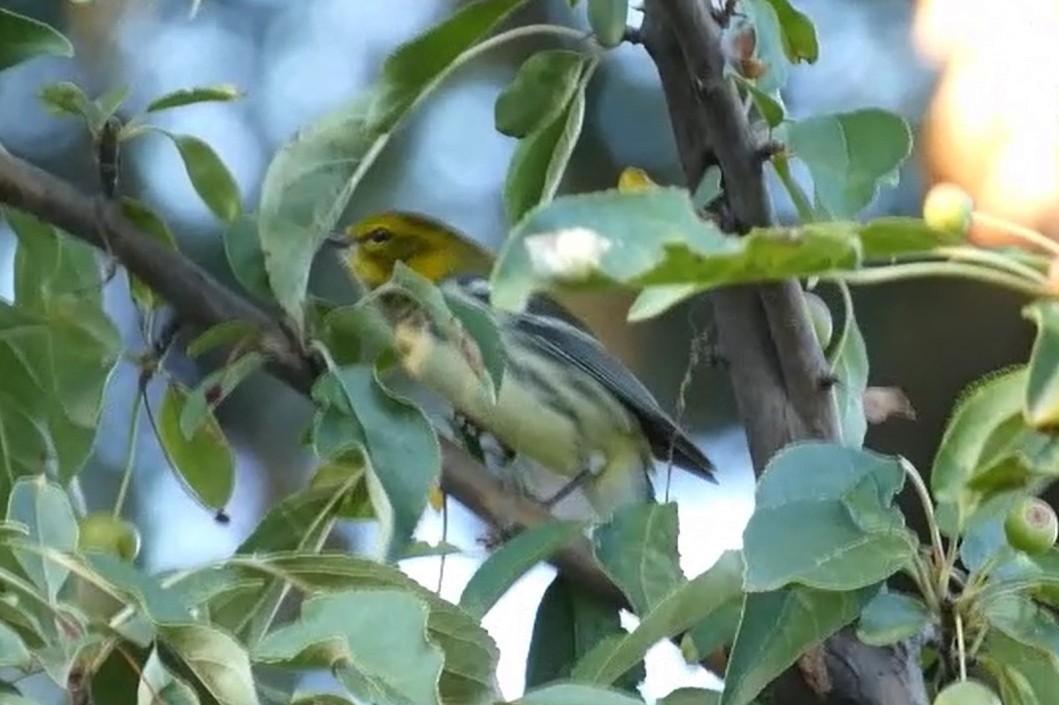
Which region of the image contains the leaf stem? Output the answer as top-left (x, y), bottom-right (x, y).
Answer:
top-left (113, 388), bottom-right (144, 518)
top-left (955, 610), bottom-right (967, 681)
top-left (933, 246), bottom-right (1047, 284)
top-left (973, 212), bottom-right (1059, 258)
top-left (826, 261), bottom-right (1047, 299)
top-left (899, 457), bottom-right (945, 571)
top-left (769, 155), bottom-right (815, 223)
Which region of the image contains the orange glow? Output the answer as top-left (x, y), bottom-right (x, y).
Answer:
top-left (915, 0), bottom-right (1059, 247)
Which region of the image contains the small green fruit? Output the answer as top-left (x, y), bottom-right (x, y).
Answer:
top-left (933, 679), bottom-right (1001, 705)
top-left (1004, 497), bottom-right (1058, 556)
top-left (802, 291), bottom-right (834, 349)
top-left (923, 183), bottom-right (974, 237)
top-left (77, 512), bottom-right (142, 562)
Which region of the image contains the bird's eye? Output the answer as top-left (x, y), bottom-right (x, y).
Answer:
top-left (366, 228), bottom-right (392, 244)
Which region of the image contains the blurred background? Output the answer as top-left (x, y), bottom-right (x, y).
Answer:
top-left (0, 0), bottom-right (1053, 700)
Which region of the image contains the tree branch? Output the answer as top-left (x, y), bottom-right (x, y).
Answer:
top-left (640, 1), bottom-right (928, 703)
top-left (0, 146), bottom-right (628, 611)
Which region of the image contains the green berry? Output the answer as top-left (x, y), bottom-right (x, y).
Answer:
top-left (1004, 497), bottom-right (1058, 556)
top-left (802, 291), bottom-right (834, 349)
top-left (923, 183), bottom-right (974, 237)
top-left (933, 679), bottom-right (1001, 705)
top-left (78, 512), bottom-right (142, 562)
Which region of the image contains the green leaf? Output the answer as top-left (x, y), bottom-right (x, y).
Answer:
top-left (253, 590), bottom-right (443, 705)
top-left (459, 520), bottom-right (583, 619)
top-left (120, 198), bottom-right (178, 310)
top-left (442, 286), bottom-right (507, 400)
top-left (785, 109), bottom-right (912, 220)
top-left (692, 167), bottom-right (723, 210)
top-left (0, 9), bottom-right (74, 71)
top-left (742, 0), bottom-right (789, 95)
top-left (222, 214), bottom-right (275, 304)
top-left (678, 595), bottom-right (742, 664)
top-left (1023, 300), bottom-right (1059, 429)
top-left (162, 132), bottom-right (242, 223)
top-left (593, 502), bottom-right (685, 615)
top-left (160, 624), bottom-right (260, 705)
top-left (6, 476), bottom-right (77, 602)
top-left (490, 188), bottom-right (860, 313)
top-left (138, 648), bottom-right (201, 705)
top-left (156, 382), bottom-right (234, 513)
top-left (855, 587), bottom-right (932, 646)
top-left (732, 75), bottom-right (784, 128)
top-left (257, 0), bottom-right (531, 329)
top-left (495, 50), bottom-right (586, 138)
top-left (0, 621), bottom-right (30, 668)
top-left (517, 683), bottom-right (645, 705)
top-left (980, 630), bottom-right (1059, 704)
top-left (831, 300), bottom-right (869, 447)
top-left (525, 575), bottom-right (641, 691)
top-left (571, 550), bottom-right (743, 686)
top-left (659, 689), bottom-right (720, 705)
top-left (986, 593), bottom-right (1059, 656)
top-left (146, 84), bottom-right (242, 113)
top-left (186, 321), bottom-right (262, 359)
top-left (721, 585), bottom-right (877, 705)
top-left (0, 210), bottom-right (120, 494)
top-left (586, 0), bottom-right (629, 48)
top-left (858, 216), bottom-right (967, 257)
top-left (742, 442), bottom-right (915, 592)
top-left (931, 366), bottom-right (1028, 532)
top-left (229, 552), bottom-right (499, 705)
top-left (95, 84), bottom-right (130, 125)
top-left (179, 351), bottom-right (265, 439)
top-left (37, 81), bottom-right (98, 124)
top-left (764, 0), bottom-right (818, 64)
top-left (504, 69), bottom-right (590, 224)
top-left (311, 365), bottom-right (440, 560)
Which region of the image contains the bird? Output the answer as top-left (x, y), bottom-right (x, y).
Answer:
top-left (326, 210), bottom-right (718, 523)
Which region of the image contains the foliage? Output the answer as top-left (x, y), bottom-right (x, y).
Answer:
top-left (2, 1), bottom-right (1059, 705)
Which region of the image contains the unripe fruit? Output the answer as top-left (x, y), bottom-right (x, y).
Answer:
top-left (1004, 497), bottom-right (1058, 556)
top-left (923, 182), bottom-right (974, 238)
top-left (802, 291), bottom-right (834, 349)
top-left (77, 512), bottom-right (142, 562)
top-left (933, 679), bottom-right (1001, 705)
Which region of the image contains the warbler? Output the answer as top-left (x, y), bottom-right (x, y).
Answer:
top-left (328, 211), bottom-right (718, 521)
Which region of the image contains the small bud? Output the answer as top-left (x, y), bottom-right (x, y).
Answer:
top-left (923, 182), bottom-right (974, 237)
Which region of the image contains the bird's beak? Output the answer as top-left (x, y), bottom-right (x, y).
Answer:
top-left (324, 231), bottom-right (353, 250)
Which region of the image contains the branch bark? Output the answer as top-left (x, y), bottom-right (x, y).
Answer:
top-left (641, 1), bottom-right (928, 703)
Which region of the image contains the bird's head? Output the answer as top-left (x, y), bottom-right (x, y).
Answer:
top-left (332, 211), bottom-right (493, 290)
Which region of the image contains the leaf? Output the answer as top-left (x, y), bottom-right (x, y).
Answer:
top-left (526, 574), bottom-right (641, 691)
top-left (146, 84), bottom-right (243, 112)
top-left (6, 475), bottom-right (77, 602)
top-left (0, 9), bottom-right (73, 71)
top-left (784, 109), bottom-right (912, 220)
top-left (137, 648), bottom-right (200, 705)
top-left (161, 132), bottom-right (242, 223)
top-left (0, 621), bottom-right (30, 668)
top-left (186, 321), bottom-right (261, 358)
top-left (257, 0), bottom-right (531, 329)
top-left (858, 216), bottom-right (966, 257)
top-left (311, 365), bottom-right (440, 560)
top-left (593, 502), bottom-right (685, 616)
top-left (120, 198), bottom-right (178, 310)
top-left (831, 301), bottom-right (869, 447)
top-left (742, 442), bottom-right (916, 592)
top-left (253, 590), bottom-right (443, 705)
top-left (37, 81), bottom-right (97, 124)
top-left (489, 188), bottom-right (860, 314)
top-left (732, 75), bottom-right (784, 128)
top-left (222, 215), bottom-right (275, 304)
top-left (855, 587), bottom-right (932, 646)
top-left (986, 593), bottom-right (1059, 657)
top-left (495, 50), bottom-right (586, 138)
top-left (571, 550), bottom-right (743, 686)
top-left (980, 630), bottom-right (1059, 704)
top-left (441, 286), bottom-right (507, 399)
top-left (659, 689), bottom-right (720, 705)
top-left (504, 62), bottom-right (589, 224)
top-left (720, 585), bottom-right (877, 705)
top-left (160, 624), bottom-right (260, 705)
top-left (586, 0), bottom-right (629, 48)
top-left (229, 552), bottom-right (499, 705)
top-left (156, 382), bottom-right (234, 513)
top-left (517, 683), bottom-right (646, 705)
top-left (459, 520), bottom-right (583, 619)
top-left (742, 0), bottom-right (789, 95)
top-left (1, 210), bottom-right (121, 494)
top-left (692, 167), bottom-right (723, 210)
top-left (1023, 300), bottom-right (1059, 429)
top-left (764, 0), bottom-right (818, 64)
top-left (931, 366), bottom-right (1028, 532)
top-left (678, 595), bottom-right (743, 664)
top-left (179, 351), bottom-right (265, 439)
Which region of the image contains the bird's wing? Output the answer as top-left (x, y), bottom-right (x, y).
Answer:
top-left (448, 275), bottom-right (717, 481)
